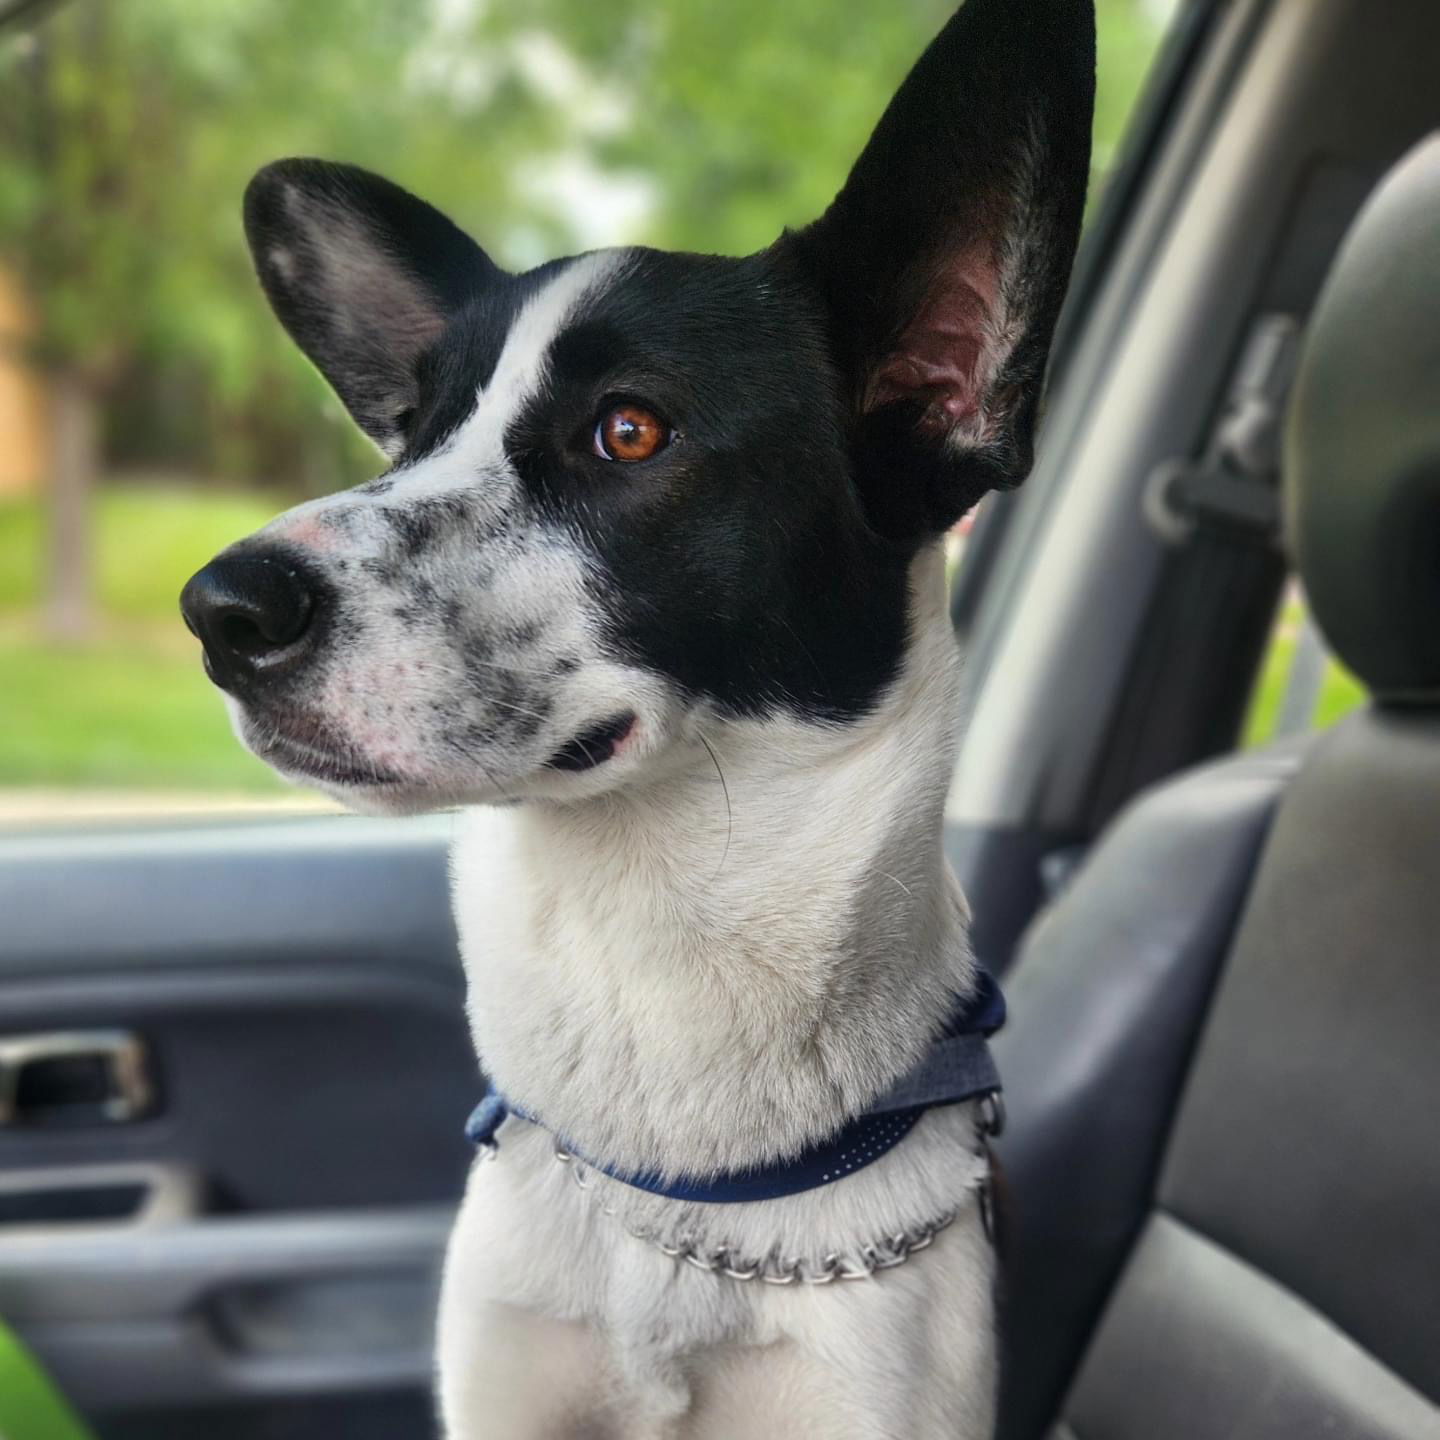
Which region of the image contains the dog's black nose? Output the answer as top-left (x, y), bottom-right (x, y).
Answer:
top-left (180, 551), bottom-right (318, 692)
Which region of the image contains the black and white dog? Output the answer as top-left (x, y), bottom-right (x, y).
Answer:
top-left (182, 1), bottom-right (1093, 1432)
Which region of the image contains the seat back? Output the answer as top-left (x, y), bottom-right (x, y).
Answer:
top-left (999, 135), bottom-right (1440, 1440)
top-left (1060, 712), bottom-right (1440, 1438)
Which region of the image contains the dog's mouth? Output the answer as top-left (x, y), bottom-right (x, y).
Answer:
top-left (546, 712), bottom-right (637, 773)
top-left (267, 742), bottom-right (403, 787)
top-left (240, 704), bottom-right (643, 799)
top-left (247, 711), bottom-right (405, 788)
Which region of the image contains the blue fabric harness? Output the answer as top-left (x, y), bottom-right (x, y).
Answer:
top-left (465, 970), bottom-right (1006, 1206)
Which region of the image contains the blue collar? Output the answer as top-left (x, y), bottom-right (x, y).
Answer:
top-left (466, 969), bottom-right (1005, 1205)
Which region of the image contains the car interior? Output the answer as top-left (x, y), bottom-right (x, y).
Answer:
top-left (2, 0), bottom-right (1439, 1436)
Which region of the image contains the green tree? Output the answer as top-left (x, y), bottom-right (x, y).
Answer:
top-left (0, 0), bottom-right (587, 632)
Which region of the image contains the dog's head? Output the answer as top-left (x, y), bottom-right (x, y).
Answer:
top-left (181, 0), bottom-right (1094, 814)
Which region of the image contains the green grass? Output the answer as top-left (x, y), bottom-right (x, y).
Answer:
top-left (1244, 607), bottom-right (1367, 746)
top-left (1, 484), bottom-right (289, 792)
top-left (0, 485), bottom-right (286, 619)
top-left (0, 627), bottom-right (286, 790)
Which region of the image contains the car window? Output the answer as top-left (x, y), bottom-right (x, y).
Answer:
top-left (0, 0), bottom-right (1183, 829)
top-left (1244, 585), bottom-right (1366, 746)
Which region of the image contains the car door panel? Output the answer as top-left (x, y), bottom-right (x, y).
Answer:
top-left (0, 815), bottom-right (471, 1437)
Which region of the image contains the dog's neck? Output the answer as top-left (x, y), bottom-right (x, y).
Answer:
top-left (452, 544), bottom-right (974, 1179)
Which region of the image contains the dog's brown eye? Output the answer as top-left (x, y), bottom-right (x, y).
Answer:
top-left (594, 404), bottom-right (670, 463)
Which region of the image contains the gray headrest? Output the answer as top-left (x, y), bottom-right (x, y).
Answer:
top-left (1285, 135), bottom-right (1440, 703)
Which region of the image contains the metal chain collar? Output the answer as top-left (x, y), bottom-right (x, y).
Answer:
top-left (481, 1093), bottom-right (1004, 1288)
top-left (558, 1143), bottom-right (962, 1284)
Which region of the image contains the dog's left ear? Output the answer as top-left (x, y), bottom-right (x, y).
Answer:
top-left (783, 0), bottom-right (1096, 536)
top-left (243, 159), bottom-right (503, 459)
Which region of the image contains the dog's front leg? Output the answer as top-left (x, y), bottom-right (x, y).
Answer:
top-left (436, 1154), bottom-right (622, 1439)
top-left (436, 1293), bottom-right (619, 1439)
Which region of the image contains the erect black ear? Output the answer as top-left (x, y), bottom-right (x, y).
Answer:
top-left (783, 0), bottom-right (1095, 536)
top-left (243, 159), bottom-right (503, 457)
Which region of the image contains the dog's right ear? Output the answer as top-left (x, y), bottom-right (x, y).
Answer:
top-left (781, 0), bottom-right (1095, 538)
top-left (244, 159), bottom-right (502, 458)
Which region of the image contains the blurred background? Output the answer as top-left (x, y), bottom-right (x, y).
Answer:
top-left (3, 0), bottom-right (1326, 826)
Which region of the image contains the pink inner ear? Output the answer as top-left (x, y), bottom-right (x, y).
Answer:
top-left (869, 245), bottom-right (1005, 439)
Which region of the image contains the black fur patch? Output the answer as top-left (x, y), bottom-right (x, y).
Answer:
top-left (503, 247), bottom-right (914, 723)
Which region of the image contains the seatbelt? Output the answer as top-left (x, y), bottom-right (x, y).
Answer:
top-left (0, 1317), bottom-right (96, 1440)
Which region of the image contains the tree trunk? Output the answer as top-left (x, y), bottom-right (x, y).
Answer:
top-left (45, 368), bottom-right (98, 643)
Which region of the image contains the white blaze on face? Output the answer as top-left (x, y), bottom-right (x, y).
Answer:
top-left (271, 249), bottom-right (627, 529)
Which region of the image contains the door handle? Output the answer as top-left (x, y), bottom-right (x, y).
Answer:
top-left (0, 1031), bottom-right (154, 1127)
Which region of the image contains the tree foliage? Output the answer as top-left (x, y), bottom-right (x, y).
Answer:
top-left (0, 0), bottom-right (1173, 494)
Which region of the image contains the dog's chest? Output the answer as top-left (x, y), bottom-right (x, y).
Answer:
top-left (440, 1117), bottom-right (998, 1438)
top-left (447, 1123), bottom-right (775, 1414)
top-left (448, 788), bottom-right (946, 1176)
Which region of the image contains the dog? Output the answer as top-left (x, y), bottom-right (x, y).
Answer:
top-left (180, 1), bottom-right (1093, 1433)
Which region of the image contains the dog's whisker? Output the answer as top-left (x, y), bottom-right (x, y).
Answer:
top-left (460, 655), bottom-right (567, 681)
top-left (775, 614), bottom-right (828, 694)
top-left (486, 696), bottom-right (553, 723)
top-left (698, 734), bottom-right (733, 882)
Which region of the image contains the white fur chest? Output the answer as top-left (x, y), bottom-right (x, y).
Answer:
top-left (449, 786), bottom-right (957, 1180)
top-left (437, 1105), bottom-right (997, 1439)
